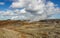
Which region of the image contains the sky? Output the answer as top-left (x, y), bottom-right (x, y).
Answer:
top-left (0, 0), bottom-right (60, 21)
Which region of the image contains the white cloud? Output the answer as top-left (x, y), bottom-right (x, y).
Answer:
top-left (0, 10), bottom-right (14, 15)
top-left (46, 1), bottom-right (60, 15)
top-left (11, 15), bottom-right (30, 20)
top-left (0, 2), bottom-right (5, 5)
top-left (10, 0), bottom-right (29, 8)
top-left (10, 2), bottom-right (23, 8)
top-left (0, 0), bottom-right (60, 21)
top-left (0, 10), bottom-right (33, 20)
top-left (20, 8), bottom-right (27, 13)
top-left (11, 16), bottom-right (18, 20)
top-left (10, 0), bottom-right (46, 15)
top-left (4, 11), bottom-right (14, 15)
top-left (13, 8), bottom-right (27, 14)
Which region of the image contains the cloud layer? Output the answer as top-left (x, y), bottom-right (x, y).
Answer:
top-left (0, 0), bottom-right (60, 21)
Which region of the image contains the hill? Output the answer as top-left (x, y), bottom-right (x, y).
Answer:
top-left (0, 19), bottom-right (60, 38)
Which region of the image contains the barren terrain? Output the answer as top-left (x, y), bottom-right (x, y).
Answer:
top-left (0, 19), bottom-right (60, 38)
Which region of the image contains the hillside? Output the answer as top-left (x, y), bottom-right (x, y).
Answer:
top-left (0, 19), bottom-right (60, 38)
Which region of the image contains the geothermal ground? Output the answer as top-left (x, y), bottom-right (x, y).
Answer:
top-left (0, 19), bottom-right (60, 38)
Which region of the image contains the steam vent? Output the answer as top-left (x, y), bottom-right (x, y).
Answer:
top-left (0, 19), bottom-right (60, 38)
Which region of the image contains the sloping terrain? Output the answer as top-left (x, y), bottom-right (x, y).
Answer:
top-left (0, 19), bottom-right (60, 38)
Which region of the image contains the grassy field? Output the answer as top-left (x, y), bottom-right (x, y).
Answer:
top-left (0, 20), bottom-right (60, 38)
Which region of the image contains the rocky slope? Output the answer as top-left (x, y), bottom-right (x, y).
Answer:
top-left (0, 19), bottom-right (60, 38)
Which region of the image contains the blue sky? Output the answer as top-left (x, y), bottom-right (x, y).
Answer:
top-left (51, 0), bottom-right (60, 7)
top-left (0, 0), bottom-right (12, 10)
top-left (0, 0), bottom-right (60, 21)
top-left (0, 0), bottom-right (60, 10)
